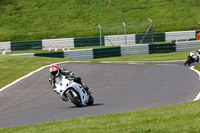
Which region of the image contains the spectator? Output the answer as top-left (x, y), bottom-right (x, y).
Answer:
top-left (196, 32), bottom-right (200, 40)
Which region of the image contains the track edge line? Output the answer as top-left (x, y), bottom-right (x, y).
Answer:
top-left (0, 61), bottom-right (89, 93)
top-left (190, 66), bottom-right (200, 101)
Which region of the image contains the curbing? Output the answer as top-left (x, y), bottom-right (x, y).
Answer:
top-left (190, 66), bottom-right (200, 101)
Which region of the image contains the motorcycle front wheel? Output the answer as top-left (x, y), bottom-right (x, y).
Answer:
top-left (184, 58), bottom-right (191, 66)
top-left (66, 89), bottom-right (84, 107)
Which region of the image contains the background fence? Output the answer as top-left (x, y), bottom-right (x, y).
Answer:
top-left (1, 30), bottom-right (200, 52)
top-left (10, 40), bottom-right (200, 59)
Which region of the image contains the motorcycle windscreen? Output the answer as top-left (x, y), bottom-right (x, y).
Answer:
top-left (55, 75), bottom-right (63, 84)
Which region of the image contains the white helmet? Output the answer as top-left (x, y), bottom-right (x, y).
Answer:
top-left (198, 49), bottom-right (200, 54)
top-left (49, 64), bottom-right (59, 77)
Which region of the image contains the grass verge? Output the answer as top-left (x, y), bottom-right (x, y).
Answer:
top-left (93, 51), bottom-right (189, 62)
top-left (0, 0), bottom-right (200, 41)
top-left (0, 101), bottom-right (200, 132)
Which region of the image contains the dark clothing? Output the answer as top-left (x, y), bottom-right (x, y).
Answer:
top-left (49, 68), bottom-right (82, 88)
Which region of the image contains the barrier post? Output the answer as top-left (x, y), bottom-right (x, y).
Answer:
top-left (98, 24), bottom-right (102, 48)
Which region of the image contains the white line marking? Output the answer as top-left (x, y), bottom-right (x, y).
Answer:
top-left (190, 66), bottom-right (200, 101)
top-left (101, 60), bottom-right (185, 64)
top-left (0, 61), bottom-right (89, 93)
top-left (193, 92), bottom-right (200, 101)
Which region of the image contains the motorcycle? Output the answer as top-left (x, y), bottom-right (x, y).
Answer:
top-left (184, 51), bottom-right (199, 66)
top-left (53, 75), bottom-right (94, 107)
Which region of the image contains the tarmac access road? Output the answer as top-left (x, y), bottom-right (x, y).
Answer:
top-left (0, 61), bottom-right (200, 127)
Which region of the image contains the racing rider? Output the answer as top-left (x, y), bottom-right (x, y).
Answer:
top-left (49, 64), bottom-right (89, 93)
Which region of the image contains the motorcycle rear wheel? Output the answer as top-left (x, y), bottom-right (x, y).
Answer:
top-left (87, 95), bottom-right (94, 106)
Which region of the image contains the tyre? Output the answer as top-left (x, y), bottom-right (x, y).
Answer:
top-left (184, 58), bottom-right (190, 66)
top-left (66, 89), bottom-right (84, 107)
top-left (185, 58), bottom-right (193, 66)
top-left (87, 95), bottom-right (94, 106)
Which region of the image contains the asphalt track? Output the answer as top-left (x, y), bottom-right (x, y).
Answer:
top-left (0, 61), bottom-right (200, 127)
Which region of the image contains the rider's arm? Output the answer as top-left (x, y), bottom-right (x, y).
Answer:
top-left (60, 68), bottom-right (74, 76)
top-left (49, 75), bottom-right (56, 88)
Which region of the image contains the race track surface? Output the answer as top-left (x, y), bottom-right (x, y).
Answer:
top-left (0, 62), bottom-right (200, 127)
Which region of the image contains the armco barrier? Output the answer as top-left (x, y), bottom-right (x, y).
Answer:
top-left (10, 53), bottom-right (35, 56)
top-left (0, 42), bottom-right (11, 51)
top-left (176, 41), bottom-right (200, 52)
top-left (121, 44), bottom-right (149, 56)
top-left (11, 40), bottom-right (200, 59)
top-left (11, 40), bottom-right (42, 51)
top-left (165, 30), bottom-right (196, 42)
top-left (64, 49), bottom-right (93, 59)
top-left (93, 47), bottom-right (121, 58)
top-left (1, 30), bottom-right (199, 52)
top-left (104, 34), bottom-right (136, 46)
top-left (35, 51), bottom-right (64, 58)
top-left (42, 38), bottom-right (74, 50)
top-left (136, 33), bottom-right (153, 44)
top-left (153, 33), bottom-right (165, 42)
top-left (135, 32), bottom-right (165, 44)
top-left (74, 37), bottom-right (104, 47)
top-left (149, 42), bottom-right (176, 54)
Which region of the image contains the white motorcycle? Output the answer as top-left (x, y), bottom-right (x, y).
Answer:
top-left (184, 51), bottom-right (199, 66)
top-left (53, 75), bottom-right (94, 107)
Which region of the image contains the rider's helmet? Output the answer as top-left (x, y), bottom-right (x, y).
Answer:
top-left (49, 64), bottom-right (59, 77)
top-left (198, 49), bottom-right (200, 54)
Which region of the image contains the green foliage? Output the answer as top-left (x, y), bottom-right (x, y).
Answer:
top-left (0, 101), bottom-right (200, 132)
top-left (0, 0), bottom-right (200, 42)
top-left (194, 64), bottom-right (200, 71)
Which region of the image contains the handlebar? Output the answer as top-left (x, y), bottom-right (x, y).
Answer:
top-left (67, 77), bottom-right (74, 81)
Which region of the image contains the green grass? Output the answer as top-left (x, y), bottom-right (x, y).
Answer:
top-left (9, 46), bottom-right (118, 54)
top-left (0, 101), bottom-right (200, 133)
top-left (0, 0), bottom-right (200, 42)
top-left (1, 0), bottom-right (200, 132)
top-left (93, 51), bottom-right (189, 62)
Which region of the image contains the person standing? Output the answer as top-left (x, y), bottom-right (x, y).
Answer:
top-left (196, 32), bottom-right (200, 40)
